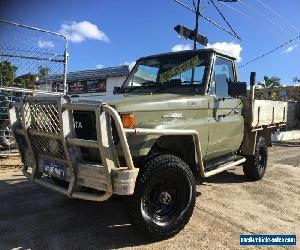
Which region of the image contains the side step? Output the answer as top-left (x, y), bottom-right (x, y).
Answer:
top-left (201, 156), bottom-right (246, 178)
top-left (205, 154), bottom-right (243, 171)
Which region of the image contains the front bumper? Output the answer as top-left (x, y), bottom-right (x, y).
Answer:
top-left (9, 95), bottom-right (138, 201)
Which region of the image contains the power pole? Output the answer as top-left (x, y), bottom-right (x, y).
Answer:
top-left (174, 0), bottom-right (240, 48)
top-left (194, 0), bottom-right (201, 49)
top-left (173, 0), bottom-right (240, 82)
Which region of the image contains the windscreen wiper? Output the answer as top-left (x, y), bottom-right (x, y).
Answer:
top-left (123, 86), bottom-right (141, 93)
top-left (124, 81), bottom-right (159, 93)
top-left (151, 84), bottom-right (173, 93)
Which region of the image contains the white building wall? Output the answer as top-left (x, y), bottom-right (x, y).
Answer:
top-left (106, 76), bottom-right (127, 94)
top-left (36, 82), bottom-right (54, 93)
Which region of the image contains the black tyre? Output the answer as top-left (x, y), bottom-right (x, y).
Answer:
top-left (126, 154), bottom-right (196, 240)
top-left (243, 136), bottom-right (268, 181)
top-left (0, 120), bottom-right (17, 149)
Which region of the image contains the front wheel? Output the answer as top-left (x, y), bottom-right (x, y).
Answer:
top-left (126, 154), bottom-right (196, 240)
top-left (243, 136), bottom-right (268, 181)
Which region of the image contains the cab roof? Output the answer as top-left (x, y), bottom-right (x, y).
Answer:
top-left (138, 48), bottom-right (236, 61)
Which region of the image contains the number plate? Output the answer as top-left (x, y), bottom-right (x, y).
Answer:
top-left (43, 159), bottom-right (66, 179)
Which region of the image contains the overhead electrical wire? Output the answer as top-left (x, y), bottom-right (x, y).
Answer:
top-left (256, 0), bottom-right (300, 33)
top-left (220, 2), bottom-right (285, 41)
top-left (238, 0), bottom-right (294, 37)
top-left (239, 35), bottom-right (300, 69)
top-left (201, 0), bottom-right (211, 11)
top-left (174, 0), bottom-right (241, 39)
top-left (210, 0), bottom-right (240, 39)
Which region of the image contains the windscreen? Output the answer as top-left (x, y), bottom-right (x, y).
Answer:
top-left (123, 52), bottom-right (208, 93)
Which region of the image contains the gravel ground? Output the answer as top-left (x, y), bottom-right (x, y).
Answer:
top-left (0, 145), bottom-right (299, 250)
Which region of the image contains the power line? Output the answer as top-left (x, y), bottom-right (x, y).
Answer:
top-left (239, 35), bottom-right (300, 69)
top-left (201, 0), bottom-right (211, 11)
top-left (239, 0), bottom-right (293, 37)
top-left (256, 0), bottom-right (300, 33)
top-left (200, 13), bottom-right (240, 39)
top-left (174, 0), bottom-right (195, 13)
top-left (210, 0), bottom-right (240, 39)
top-left (221, 2), bottom-right (285, 42)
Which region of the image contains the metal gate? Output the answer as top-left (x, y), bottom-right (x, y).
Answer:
top-left (0, 19), bottom-right (68, 157)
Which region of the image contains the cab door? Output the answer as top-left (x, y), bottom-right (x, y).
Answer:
top-left (207, 56), bottom-right (244, 160)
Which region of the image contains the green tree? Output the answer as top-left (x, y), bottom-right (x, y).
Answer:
top-left (38, 66), bottom-right (50, 77)
top-left (0, 61), bottom-right (18, 86)
top-left (271, 92), bottom-right (280, 101)
top-left (263, 76), bottom-right (281, 88)
top-left (258, 76), bottom-right (281, 88)
top-left (293, 77), bottom-right (300, 84)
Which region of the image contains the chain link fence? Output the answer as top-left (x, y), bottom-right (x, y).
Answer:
top-left (0, 20), bottom-right (68, 157)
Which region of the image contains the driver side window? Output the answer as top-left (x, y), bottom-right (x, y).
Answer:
top-left (210, 57), bottom-right (235, 97)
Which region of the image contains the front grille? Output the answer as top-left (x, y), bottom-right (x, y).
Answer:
top-left (73, 111), bottom-right (96, 140)
top-left (24, 101), bottom-right (60, 134)
top-left (23, 100), bottom-right (65, 160)
top-left (31, 134), bottom-right (65, 160)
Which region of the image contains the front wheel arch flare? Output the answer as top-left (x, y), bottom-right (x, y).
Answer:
top-left (148, 135), bottom-right (197, 173)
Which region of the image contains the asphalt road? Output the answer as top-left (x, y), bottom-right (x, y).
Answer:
top-left (0, 145), bottom-right (299, 250)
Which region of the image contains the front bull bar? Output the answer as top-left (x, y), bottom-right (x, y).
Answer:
top-left (9, 95), bottom-right (139, 201)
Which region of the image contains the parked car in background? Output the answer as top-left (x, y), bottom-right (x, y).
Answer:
top-left (0, 91), bottom-right (19, 149)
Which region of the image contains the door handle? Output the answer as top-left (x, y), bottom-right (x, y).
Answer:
top-left (233, 110), bottom-right (239, 114)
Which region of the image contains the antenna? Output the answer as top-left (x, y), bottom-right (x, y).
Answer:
top-left (174, 0), bottom-right (240, 48)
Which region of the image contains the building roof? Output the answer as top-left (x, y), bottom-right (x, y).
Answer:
top-left (37, 65), bottom-right (130, 84)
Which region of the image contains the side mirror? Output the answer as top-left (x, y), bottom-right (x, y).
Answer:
top-left (228, 82), bottom-right (247, 97)
top-left (113, 86), bottom-right (121, 94)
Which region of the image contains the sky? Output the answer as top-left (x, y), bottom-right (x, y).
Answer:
top-left (0, 0), bottom-right (299, 85)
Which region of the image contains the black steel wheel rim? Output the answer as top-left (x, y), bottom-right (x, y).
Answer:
top-left (258, 147), bottom-right (267, 172)
top-left (141, 173), bottom-right (191, 226)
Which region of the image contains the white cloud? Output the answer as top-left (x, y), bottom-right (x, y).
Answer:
top-left (124, 61), bottom-right (136, 71)
top-left (207, 42), bottom-right (242, 62)
top-left (284, 45), bottom-right (297, 53)
top-left (170, 42), bottom-right (242, 62)
top-left (171, 44), bottom-right (192, 52)
top-left (38, 40), bottom-right (54, 48)
top-left (95, 64), bottom-right (105, 69)
top-left (59, 21), bottom-right (109, 43)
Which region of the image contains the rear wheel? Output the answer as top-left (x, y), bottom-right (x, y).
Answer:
top-left (243, 136), bottom-right (268, 181)
top-left (126, 154), bottom-right (196, 240)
